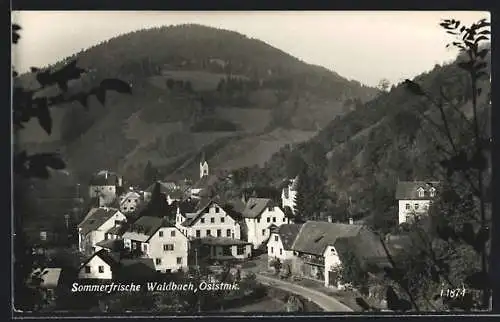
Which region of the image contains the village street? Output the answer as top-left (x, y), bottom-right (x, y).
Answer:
top-left (240, 254), bottom-right (354, 312)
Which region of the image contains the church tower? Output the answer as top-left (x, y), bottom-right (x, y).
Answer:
top-left (200, 152), bottom-right (209, 179)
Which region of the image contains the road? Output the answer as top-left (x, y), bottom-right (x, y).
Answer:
top-left (255, 274), bottom-right (353, 312)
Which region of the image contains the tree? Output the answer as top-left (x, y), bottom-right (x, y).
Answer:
top-left (143, 160), bottom-right (159, 185)
top-left (12, 23), bottom-right (132, 311)
top-left (367, 18), bottom-right (492, 312)
top-left (378, 78), bottom-right (391, 92)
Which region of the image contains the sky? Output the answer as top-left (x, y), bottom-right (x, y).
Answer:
top-left (11, 11), bottom-right (490, 87)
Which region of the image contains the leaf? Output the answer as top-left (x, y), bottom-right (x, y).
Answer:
top-left (100, 78), bottom-right (132, 94)
top-left (458, 61), bottom-right (473, 72)
top-left (355, 297), bottom-right (372, 311)
top-left (30, 67), bottom-right (40, 73)
top-left (478, 30), bottom-right (491, 35)
top-left (12, 24), bottom-right (21, 31)
top-left (436, 224), bottom-right (459, 242)
top-left (403, 79), bottom-right (426, 96)
top-left (477, 49), bottom-right (489, 59)
top-left (474, 62), bottom-right (488, 71)
top-left (35, 100), bottom-right (52, 135)
top-left (465, 271), bottom-right (489, 290)
top-left (475, 35), bottom-right (490, 44)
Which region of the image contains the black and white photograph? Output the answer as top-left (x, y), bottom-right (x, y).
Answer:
top-left (12, 10), bottom-right (492, 315)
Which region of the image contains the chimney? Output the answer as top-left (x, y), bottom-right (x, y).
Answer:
top-left (105, 171), bottom-right (108, 180)
top-left (327, 215), bottom-right (333, 223)
top-left (349, 217), bottom-right (354, 225)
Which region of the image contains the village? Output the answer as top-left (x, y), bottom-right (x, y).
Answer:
top-left (25, 153), bottom-right (441, 312)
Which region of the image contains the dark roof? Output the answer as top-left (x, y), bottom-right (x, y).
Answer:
top-left (198, 236), bottom-right (251, 246)
top-left (192, 175), bottom-right (220, 190)
top-left (79, 249), bottom-right (120, 270)
top-left (242, 198), bottom-right (273, 218)
top-left (95, 239), bottom-right (122, 250)
top-left (395, 181), bottom-right (440, 200)
top-left (292, 221), bottom-right (363, 256)
top-left (106, 224), bottom-right (127, 236)
top-left (78, 207), bottom-right (121, 236)
top-left (276, 224), bottom-right (303, 250)
top-left (334, 231), bottom-right (391, 270)
top-left (89, 170), bottom-right (121, 186)
top-left (122, 216), bottom-right (164, 242)
top-left (145, 181), bottom-right (179, 194)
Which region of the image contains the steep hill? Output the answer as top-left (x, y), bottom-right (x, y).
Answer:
top-left (260, 47), bottom-right (491, 215)
top-left (15, 24), bottom-right (378, 183)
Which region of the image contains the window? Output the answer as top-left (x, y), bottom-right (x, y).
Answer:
top-left (105, 234), bottom-right (108, 240)
top-left (40, 231), bottom-right (47, 241)
top-left (283, 218), bottom-right (286, 222)
top-left (156, 258), bottom-right (162, 265)
top-left (221, 217), bottom-right (225, 223)
top-left (85, 266), bottom-right (91, 273)
top-left (405, 203), bottom-right (410, 210)
top-left (211, 217), bottom-right (215, 223)
top-left (418, 188), bottom-right (424, 198)
top-left (268, 206), bottom-right (274, 211)
top-left (271, 247), bottom-right (274, 253)
top-left (159, 231), bottom-right (164, 237)
top-left (196, 230), bottom-right (201, 238)
top-left (430, 188), bottom-right (436, 197)
top-left (215, 207), bottom-right (220, 213)
top-left (415, 204), bottom-right (419, 210)
top-left (272, 217), bottom-right (276, 223)
top-left (163, 244), bottom-right (174, 251)
top-left (237, 245), bottom-right (245, 255)
top-left (98, 266), bottom-right (104, 273)
top-left (109, 187), bottom-right (113, 191)
top-left (223, 246), bottom-right (232, 256)
top-left (405, 215), bottom-right (412, 223)
top-left (267, 218), bottom-right (270, 223)
top-left (143, 244), bottom-right (148, 252)
top-left (257, 218), bottom-right (260, 223)
top-left (262, 229), bottom-right (266, 236)
top-left (177, 257), bottom-right (182, 264)
top-left (132, 243), bottom-right (137, 250)
top-left (280, 249), bottom-right (283, 255)
top-left (115, 220), bottom-right (121, 226)
top-left (274, 235), bottom-right (279, 242)
top-left (217, 229), bottom-right (222, 237)
top-left (226, 229), bottom-right (231, 237)
top-left (206, 229), bottom-right (211, 236)
top-left (201, 218), bottom-right (205, 224)
top-left (171, 230), bottom-right (176, 237)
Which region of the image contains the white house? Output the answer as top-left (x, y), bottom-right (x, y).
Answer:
top-left (176, 199), bottom-right (241, 241)
top-left (88, 170), bottom-right (124, 206)
top-left (119, 190), bottom-right (143, 214)
top-left (242, 198), bottom-right (291, 249)
top-left (194, 237), bottom-right (252, 261)
top-left (122, 216), bottom-right (189, 273)
top-left (78, 249), bottom-right (119, 279)
top-left (267, 224), bottom-right (302, 263)
top-left (395, 181), bottom-right (440, 224)
top-left (281, 176), bottom-right (298, 214)
top-left (77, 207), bottom-right (127, 255)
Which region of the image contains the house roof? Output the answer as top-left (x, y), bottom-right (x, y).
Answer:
top-left (275, 224), bottom-right (303, 250)
top-left (79, 249), bottom-right (120, 270)
top-left (197, 236), bottom-right (251, 246)
top-left (242, 198), bottom-right (273, 218)
top-left (119, 191), bottom-right (142, 207)
top-left (89, 170), bottom-right (121, 186)
top-left (181, 198), bottom-right (237, 227)
top-left (31, 268), bottom-right (62, 288)
top-left (192, 175), bottom-right (220, 190)
top-left (106, 224), bottom-right (127, 236)
top-left (334, 230), bottom-right (391, 270)
top-left (78, 207), bottom-right (121, 236)
top-left (95, 239), bottom-right (122, 250)
top-left (145, 181), bottom-right (179, 194)
top-left (291, 221), bottom-right (363, 256)
top-left (395, 181), bottom-right (440, 200)
top-left (122, 216), bottom-right (164, 242)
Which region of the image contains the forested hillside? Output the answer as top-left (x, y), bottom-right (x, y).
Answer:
top-left (14, 24), bottom-right (378, 184)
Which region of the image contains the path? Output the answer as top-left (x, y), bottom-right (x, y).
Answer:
top-left (254, 274), bottom-right (353, 312)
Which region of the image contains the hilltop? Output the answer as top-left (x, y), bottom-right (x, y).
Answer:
top-left (15, 24), bottom-right (379, 183)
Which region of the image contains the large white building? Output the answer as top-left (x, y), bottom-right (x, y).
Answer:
top-left (242, 197), bottom-right (291, 249)
top-left (281, 176), bottom-right (298, 214)
top-left (77, 207), bottom-right (127, 255)
top-left (267, 224), bottom-right (302, 263)
top-left (88, 170), bottom-right (124, 206)
top-left (395, 181), bottom-right (440, 224)
top-left (122, 216), bottom-right (189, 273)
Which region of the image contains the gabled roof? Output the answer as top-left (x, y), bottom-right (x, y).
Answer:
top-left (95, 239), bottom-right (123, 250)
top-left (122, 216), bottom-right (164, 242)
top-left (291, 221), bottom-right (363, 256)
top-left (79, 249), bottom-right (120, 270)
top-left (78, 207), bottom-right (122, 236)
top-left (274, 224), bottom-right (303, 250)
top-left (395, 181), bottom-right (440, 200)
top-left (242, 198), bottom-right (273, 218)
top-left (106, 224), bottom-right (128, 236)
top-left (334, 230), bottom-right (390, 270)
